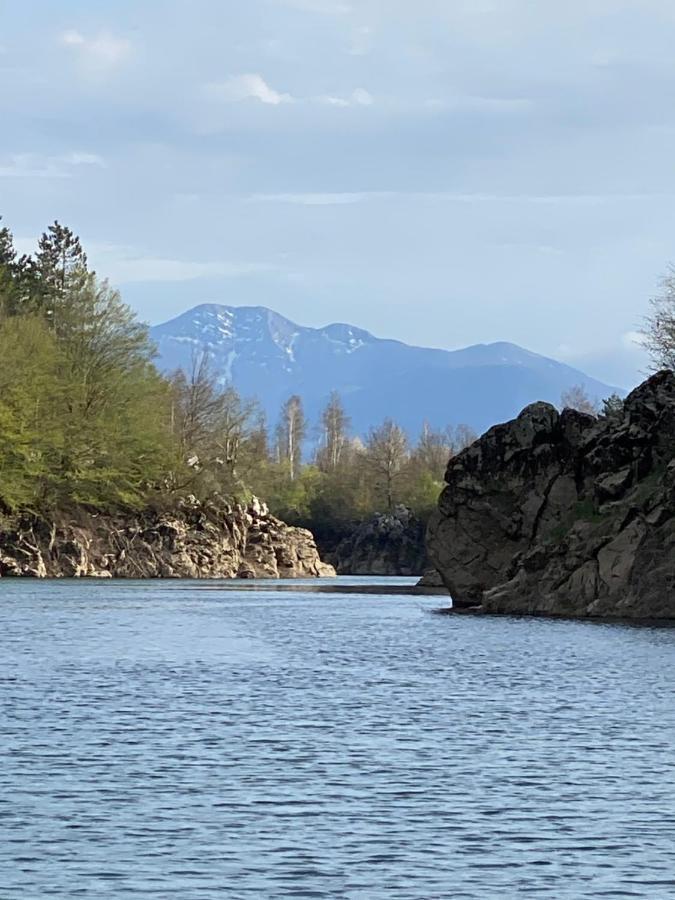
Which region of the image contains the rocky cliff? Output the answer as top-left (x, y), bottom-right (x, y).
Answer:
top-left (0, 497), bottom-right (335, 579)
top-left (332, 506), bottom-right (427, 575)
top-left (427, 371), bottom-right (675, 619)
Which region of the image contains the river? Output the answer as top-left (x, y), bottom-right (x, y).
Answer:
top-left (2, 577), bottom-right (675, 898)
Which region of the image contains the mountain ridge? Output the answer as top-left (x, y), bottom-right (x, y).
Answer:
top-left (150, 303), bottom-right (622, 439)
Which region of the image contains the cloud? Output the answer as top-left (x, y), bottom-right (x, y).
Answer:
top-left (206, 74), bottom-right (294, 105)
top-left (60, 30), bottom-right (132, 68)
top-left (424, 96), bottom-right (532, 114)
top-left (89, 244), bottom-right (272, 283)
top-left (252, 190), bottom-right (670, 208)
top-left (316, 88), bottom-right (374, 107)
top-left (0, 154), bottom-right (67, 179)
top-left (622, 330), bottom-right (647, 348)
top-left (348, 26), bottom-right (373, 56)
top-left (251, 192), bottom-right (375, 205)
top-left (351, 87), bottom-right (374, 106)
top-left (205, 77), bottom-right (373, 110)
top-left (278, 0), bottom-right (352, 14)
top-left (62, 152), bottom-right (106, 168)
top-left (0, 153), bottom-right (106, 178)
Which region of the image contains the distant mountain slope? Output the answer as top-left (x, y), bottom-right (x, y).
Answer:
top-left (150, 304), bottom-right (621, 438)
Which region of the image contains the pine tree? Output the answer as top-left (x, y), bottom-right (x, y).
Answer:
top-left (0, 217), bottom-right (19, 316)
top-left (33, 221), bottom-right (90, 328)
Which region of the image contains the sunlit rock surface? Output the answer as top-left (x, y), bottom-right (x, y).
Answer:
top-left (0, 497), bottom-right (335, 579)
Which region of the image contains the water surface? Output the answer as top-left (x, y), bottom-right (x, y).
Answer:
top-left (2, 577), bottom-right (675, 898)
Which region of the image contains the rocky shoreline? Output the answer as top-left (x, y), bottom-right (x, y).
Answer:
top-left (426, 371), bottom-right (675, 620)
top-left (0, 497), bottom-right (335, 579)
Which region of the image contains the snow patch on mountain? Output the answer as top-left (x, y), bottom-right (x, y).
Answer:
top-left (150, 303), bottom-right (623, 439)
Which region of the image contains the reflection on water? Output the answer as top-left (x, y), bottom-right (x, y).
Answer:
top-left (1, 578), bottom-right (675, 898)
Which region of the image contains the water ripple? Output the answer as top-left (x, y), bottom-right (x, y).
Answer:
top-left (1, 578), bottom-right (675, 898)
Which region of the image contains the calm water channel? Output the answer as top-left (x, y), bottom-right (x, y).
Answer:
top-left (1, 577), bottom-right (675, 898)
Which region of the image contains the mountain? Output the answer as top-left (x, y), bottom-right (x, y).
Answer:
top-left (150, 304), bottom-right (622, 438)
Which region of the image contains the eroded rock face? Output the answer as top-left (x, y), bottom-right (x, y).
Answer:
top-left (0, 497), bottom-right (335, 579)
top-left (427, 371), bottom-right (675, 619)
top-left (332, 506), bottom-right (426, 575)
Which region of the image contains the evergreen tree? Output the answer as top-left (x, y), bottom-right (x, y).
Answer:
top-left (0, 217), bottom-right (20, 317)
top-left (33, 220), bottom-right (90, 328)
top-left (601, 393), bottom-right (624, 419)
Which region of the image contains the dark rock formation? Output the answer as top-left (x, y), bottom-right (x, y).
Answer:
top-left (427, 372), bottom-right (675, 619)
top-left (417, 567), bottom-right (445, 587)
top-left (332, 506), bottom-right (426, 575)
top-left (0, 496), bottom-right (335, 579)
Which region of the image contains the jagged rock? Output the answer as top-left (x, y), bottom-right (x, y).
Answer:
top-left (426, 371), bottom-right (675, 619)
top-left (333, 506), bottom-right (426, 575)
top-left (0, 497), bottom-right (335, 580)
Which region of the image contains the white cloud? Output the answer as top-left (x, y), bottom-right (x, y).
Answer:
top-left (425, 96), bottom-right (532, 114)
top-left (316, 88), bottom-right (374, 107)
top-left (0, 154), bottom-right (67, 178)
top-left (206, 77), bottom-right (373, 110)
top-left (348, 26), bottom-right (373, 56)
top-left (62, 152), bottom-right (107, 168)
top-left (206, 74), bottom-right (294, 105)
top-left (251, 192), bottom-right (373, 205)
top-left (279, 0), bottom-right (352, 14)
top-left (317, 95), bottom-right (350, 107)
top-left (622, 330), bottom-right (647, 348)
top-left (351, 87), bottom-right (374, 106)
top-left (0, 152), bottom-right (106, 178)
top-left (60, 29), bottom-right (132, 68)
top-left (89, 244), bottom-right (272, 283)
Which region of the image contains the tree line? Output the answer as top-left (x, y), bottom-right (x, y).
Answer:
top-left (0, 216), bottom-right (476, 541)
top-left (1, 213), bottom-right (674, 542)
top-left (164, 352), bottom-right (479, 550)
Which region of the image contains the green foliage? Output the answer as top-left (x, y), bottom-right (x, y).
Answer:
top-left (404, 470), bottom-right (445, 517)
top-left (0, 214), bottom-right (463, 542)
top-left (601, 393), bottom-right (624, 418)
top-left (0, 217), bottom-right (176, 515)
top-left (265, 464), bottom-right (325, 522)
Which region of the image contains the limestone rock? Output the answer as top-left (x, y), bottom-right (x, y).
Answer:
top-left (427, 371), bottom-right (675, 619)
top-left (0, 497), bottom-right (335, 580)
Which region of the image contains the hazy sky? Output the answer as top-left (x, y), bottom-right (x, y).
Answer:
top-left (4, 1), bottom-right (674, 387)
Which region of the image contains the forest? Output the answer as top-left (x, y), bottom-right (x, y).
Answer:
top-left (0, 216), bottom-right (483, 548)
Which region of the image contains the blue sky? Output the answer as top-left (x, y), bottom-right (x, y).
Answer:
top-left (3, 0), bottom-right (674, 387)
